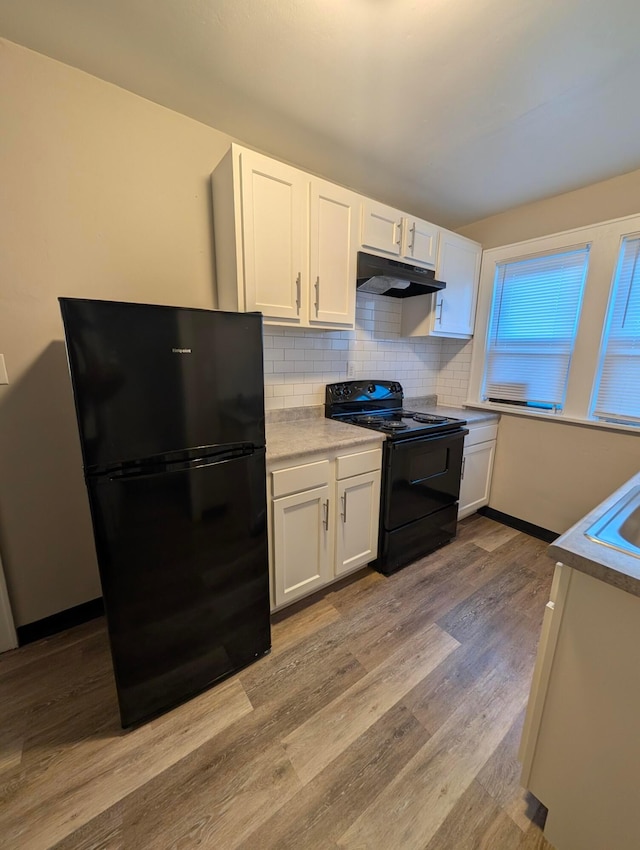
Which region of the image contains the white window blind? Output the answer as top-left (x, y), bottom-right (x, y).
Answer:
top-left (592, 236), bottom-right (640, 425)
top-left (482, 247), bottom-right (589, 410)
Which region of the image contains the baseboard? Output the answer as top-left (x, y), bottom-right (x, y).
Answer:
top-left (478, 507), bottom-right (559, 543)
top-left (17, 597), bottom-right (104, 646)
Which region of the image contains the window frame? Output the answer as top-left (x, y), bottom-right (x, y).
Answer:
top-left (467, 213), bottom-right (640, 433)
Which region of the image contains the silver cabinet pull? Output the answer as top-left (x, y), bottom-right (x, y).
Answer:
top-left (409, 223), bottom-right (416, 252)
top-left (395, 221), bottom-right (403, 246)
top-left (296, 272), bottom-right (301, 312)
top-left (314, 276), bottom-right (320, 315)
top-left (461, 457), bottom-right (466, 480)
top-left (341, 493), bottom-right (348, 523)
top-left (436, 300), bottom-right (444, 324)
top-left (323, 499), bottom-right (329, 530)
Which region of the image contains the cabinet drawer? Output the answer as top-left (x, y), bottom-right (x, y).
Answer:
top-left (464, 422), bottom-right (498, 447)
top-left (272, 459), bottom-right (330, 498)
top-left (336, 448), bottom-right (382, 480)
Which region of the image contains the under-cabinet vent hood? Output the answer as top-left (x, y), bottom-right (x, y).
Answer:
top-left (356, 251), bottom-right (446, 298)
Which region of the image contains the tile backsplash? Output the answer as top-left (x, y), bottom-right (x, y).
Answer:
top-left (263, 293), bottom-right (473, 410)
top-left (437, 338), bottom-right (474, 407)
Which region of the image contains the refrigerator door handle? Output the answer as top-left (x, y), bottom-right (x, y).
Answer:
top-left (103, 443), bottom-right (262, 481)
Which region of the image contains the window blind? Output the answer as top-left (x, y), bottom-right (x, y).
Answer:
top-left (592, 236), bottom-right (640, 425)
top-left (482, 247), bottom-right (589, 409)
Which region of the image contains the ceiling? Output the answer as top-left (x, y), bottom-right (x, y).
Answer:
top-left (2, 0), bottom-right (640, 228)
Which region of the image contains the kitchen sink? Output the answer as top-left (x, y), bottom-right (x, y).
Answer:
top-left (585, 485), bottom-right (640, 559)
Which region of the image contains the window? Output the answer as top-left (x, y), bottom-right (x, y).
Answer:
top-left (592, 235), bottom-right (640, 425)
top-left (482, 248), bottom-right (589, 410)
top-left (467, 212), bottom-right (640, 431)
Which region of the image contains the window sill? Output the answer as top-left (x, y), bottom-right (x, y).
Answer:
top-left (463, 400), bottom-right (640, 436)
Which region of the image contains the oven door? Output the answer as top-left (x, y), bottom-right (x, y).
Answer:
top-left (382, 430), bottom-right (466, 531)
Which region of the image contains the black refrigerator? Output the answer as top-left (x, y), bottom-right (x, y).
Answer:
top-left (59, 298), bottom-right (271, 728)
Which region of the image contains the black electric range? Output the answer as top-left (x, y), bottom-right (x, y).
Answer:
top-left (325, 380), bottom-right (468, 574)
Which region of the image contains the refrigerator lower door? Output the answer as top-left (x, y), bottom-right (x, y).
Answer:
top-left (87, 449), bottom-right (270, 727)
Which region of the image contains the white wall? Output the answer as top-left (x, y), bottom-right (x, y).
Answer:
top-left (0, 40), bottom-right (234, 626)
top-left (459, 172), bottom-right (640, 533)
top-left (0, 40), bottom-right (448, 627)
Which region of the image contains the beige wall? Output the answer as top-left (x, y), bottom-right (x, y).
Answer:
top-left (0, 40), bottom-right (233, 625)
top-left (459, 167), bottom-right (640, 249)
top-left (459, 172), bottom-right (640, 533)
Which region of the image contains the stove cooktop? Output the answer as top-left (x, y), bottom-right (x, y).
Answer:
top-left (343, 409), bottom-right (463, 438)
top-left (325, 381), bottom-right (467, 440)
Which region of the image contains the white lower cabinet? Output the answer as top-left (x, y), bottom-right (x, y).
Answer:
top-left (519, 563), bottom-right (640, 850)
top-left (272, 483), bottom-right (332, 607)
top-left (335, 470), bottom-right (381, 577)
top-left (458, 421), bottom-right (498, 519)
top-left (269, 445), bottom-right (382, 609)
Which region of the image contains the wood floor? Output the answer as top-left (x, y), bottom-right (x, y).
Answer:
top-left (0, 515), bottom-right (556, 850)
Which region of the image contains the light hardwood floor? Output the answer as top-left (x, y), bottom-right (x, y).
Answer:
top-left (0, 515), bottom-right (556, 849)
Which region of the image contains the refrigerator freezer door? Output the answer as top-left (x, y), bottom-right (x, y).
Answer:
top-left (88, 449), bottom-right (270, 727)
top-left (59, 299), bottom-right (265, 471)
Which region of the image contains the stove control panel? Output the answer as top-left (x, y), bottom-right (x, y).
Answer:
top-left (325, 380), bottom-right (403, 404)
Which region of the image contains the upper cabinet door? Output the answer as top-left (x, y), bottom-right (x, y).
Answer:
top-left (239, 149), bottom-right (307, 321)
top-left (309, 179), bottom-right (359, 327)
top-left (404, 217), bottom-right (439, 268)
top-left (361, 199), bottom-right (404, 256)
top-left (432, 232), bottom-right (482, 338)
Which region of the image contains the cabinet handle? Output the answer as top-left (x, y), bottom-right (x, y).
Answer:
top-left (409, 223), bottom-right (416, 252)
top-left (341, 493), bottom-right (348, 523)
top-left (436, 300), bottom-right (443, 324)
top-left (323, 498), bottom-right (330, 530)
top-left (395, 221), bottom-right (403, 246)
top-left (461, 457), bottom-right (466, 480)
top-left (315, 276), bottom-right (320, 315)
top-left (296, 272), bottom-right (301, 312)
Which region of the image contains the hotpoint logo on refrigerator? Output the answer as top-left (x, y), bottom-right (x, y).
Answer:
top-left (172, 348), bottom-right (192, 354)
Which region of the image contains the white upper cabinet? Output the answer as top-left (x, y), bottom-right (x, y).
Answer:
top-left (211, 144), bottom-right (356, 329)
top-left (401, 230), bottom-right (482, 338)
top-left (361, 199), bottom-right (439, 268)
top-left (361, 199), bottom-right (404, 256)
top-left (309, 179), bottom-right (359, 327)
top-left (403, 216), bottom-right (439, 267)
top-left (432, 231), bottom-right (481, 337)
top-left (240, 149), bottom-right (308, 321)
top-left (212, 144), bottom-right (482, 336)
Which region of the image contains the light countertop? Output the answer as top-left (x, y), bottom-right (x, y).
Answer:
top-left (405, 399), bottom-right (500, 426)
top-left (548, 470), bottom-right (640, 597)
top-left (266, 417), bottom-right (384, 464)
top-left (265, 401), bottom-right (497, 465)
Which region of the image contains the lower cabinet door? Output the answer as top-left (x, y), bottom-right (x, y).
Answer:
top-left (335, 471), bottom-right (381, 576)
top-left (273, 484), bottom-right (332, 606)
top-left (458, 440), bottom-right (495, 519)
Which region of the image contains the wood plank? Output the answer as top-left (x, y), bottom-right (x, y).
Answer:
top-left (476, 708), bottom-right (544, 832)
top-left (0, 524), bottom-right (555, 850)
top-left (237, 703), bottom-right (430, 850)
top-left (424, 779), bottom-right (524, 850)
top-left (0, 677), bottom-right (253, 850)
top-left (270, 597), bottom-right (341, 656)
top-left (282, 623), bottom-right (459, 784)
top-left (121, 739), bottom-right (301, 850)
top-left (336, 645), bottom-right (534, 849)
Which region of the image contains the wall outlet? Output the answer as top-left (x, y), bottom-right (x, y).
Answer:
top-left (346, 361), bottom-right (356, 378)
top-left (0, 355), bottom-right (8, 385)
